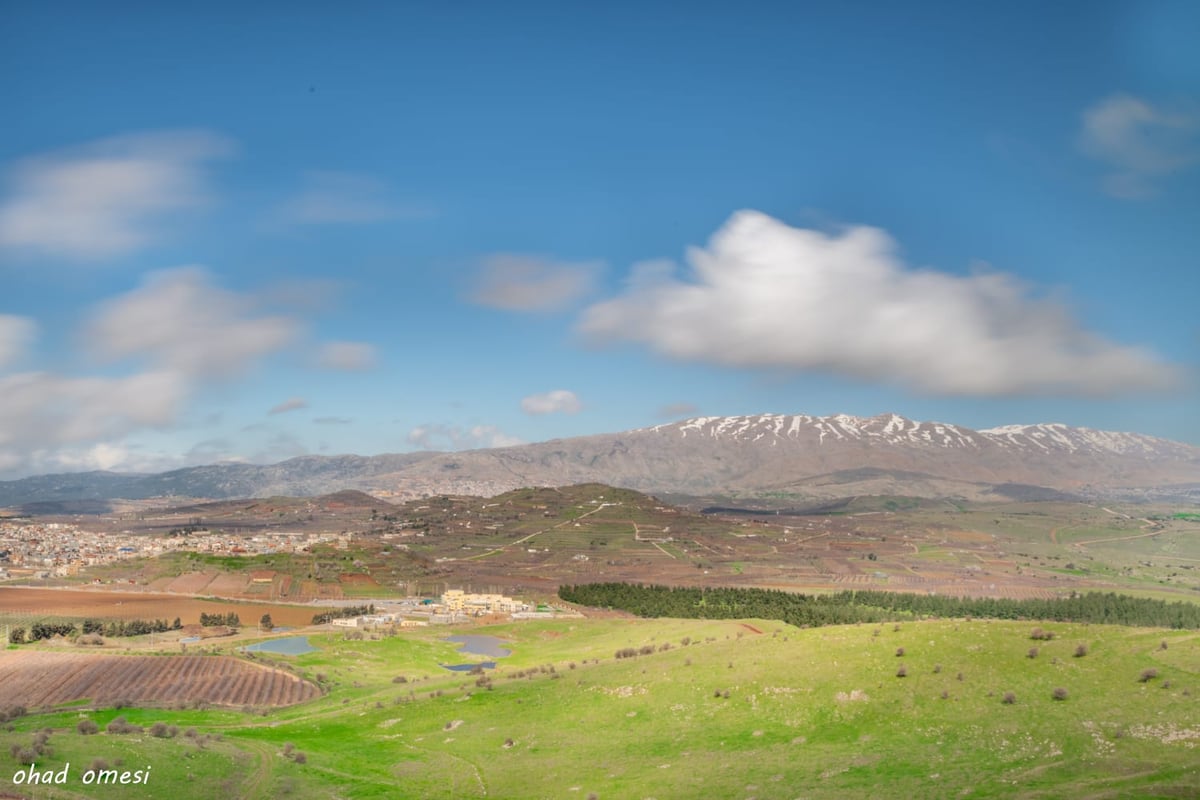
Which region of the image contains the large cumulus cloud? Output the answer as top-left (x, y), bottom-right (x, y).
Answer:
top-left (579, 211), bottom-right (1178, 397)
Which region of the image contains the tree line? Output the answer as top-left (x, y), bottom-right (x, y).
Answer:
top-left (557, 583), bottom-right (1200, 629)
top-left (311, 604), bottom-right (375, 624)
top-left (8, 617), bottom-right (185, 643)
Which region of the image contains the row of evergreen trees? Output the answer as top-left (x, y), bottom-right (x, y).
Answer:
top-left (8, 616), bottom-right (185, 643)
top-left (558, 583), bottom-right (1200, 629)
top-left (311, 604), bottom-right (375, 624)
top-left (199, 612), bottom-right (241, 627)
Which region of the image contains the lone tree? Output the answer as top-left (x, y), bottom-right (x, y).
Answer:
top-left (260, 614), bottom-right (274, 631)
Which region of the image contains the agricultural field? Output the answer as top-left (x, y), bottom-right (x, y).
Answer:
top-left (0, 651), bottom-right (319, 708)
top-left (0, 616), bottom-right (1198, 798)
top-left (0, 586), bottom-right (326, 629)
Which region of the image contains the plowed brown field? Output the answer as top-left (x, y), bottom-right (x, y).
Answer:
top-left (0, 587), bottom-right (318, 627)
top-left (0, 651), bottom-right (321, 709)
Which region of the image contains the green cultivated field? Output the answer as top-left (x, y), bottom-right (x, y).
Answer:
top-left (2, 616), bottom-right (1198, 799)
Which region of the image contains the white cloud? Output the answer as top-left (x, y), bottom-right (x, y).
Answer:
top-left (521, 389), bottom-right (583, 415)
top-left (406, 423), bottom-right (524, 450)
top-left (276, 171), bottom-right (427, 224)
top-left (0, 315), bottom-right (35, 369)
top-left (0, 269), bottom-right (309, 478)
top-left (316, 341), bottom-right (377, 371)
top-left (468, 255), bottom-right (600, 312)
top-left (0, 369), bottom-right (188, 475)
top-left (0, 130), bottom-right (232, 260)
top-left (579, 210), bottom-right (1179, 397)
top-left (314, 416), bottom-right (353, 425)
top-left (1079, 94), bottom-right (1199, 198)
top-left (268, 398), bottom-right (309, 416)
top-left (86, 267), bottom-right (299, 378)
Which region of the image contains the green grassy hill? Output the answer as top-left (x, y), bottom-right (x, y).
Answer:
top-left (2, 616), bottom-right (1197, 799)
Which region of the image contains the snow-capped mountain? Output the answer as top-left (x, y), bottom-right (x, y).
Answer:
top-left (1, 413), bottom-right (1197, 506)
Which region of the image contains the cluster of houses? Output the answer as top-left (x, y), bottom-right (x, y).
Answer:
top-left (0, 518), bottom-right (352, 580)
top-left (323, 589), bottom-right (544, 629)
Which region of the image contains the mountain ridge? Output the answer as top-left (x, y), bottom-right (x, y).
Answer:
top-left (1, 413), bottom-right (1197, 506)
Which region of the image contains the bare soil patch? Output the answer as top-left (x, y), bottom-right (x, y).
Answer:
top-left (0, 587), bottom-right (319, 627)
top-left (0, 650), bottom-right (320, 708)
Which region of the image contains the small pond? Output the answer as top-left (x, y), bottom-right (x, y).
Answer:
top-left (441, 634), bottom-right (512, 671)
top-left (241, 635), bottom-right (318, 655)
top-left (443, 661), bottom-right (498, 672)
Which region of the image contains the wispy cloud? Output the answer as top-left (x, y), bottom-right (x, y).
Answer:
top-left (87, 267), bottom-right (299, 378)
top-left (0, 315), bottom-right (36, 369)
top-left (0, 270), bottom-right (305, 477)
top-left (316, 341), bottom-right (377, 371)
top-left (276, 170), bottom-right (428, 225)
top-left (0, 130), bottom-right (232, 260)
top-left (521, 389), bottom-right (583, 415)
top-left (468, 255), bottom-right (600, 312)
top-left (406, 423), bottom-right (524, 450)
top-left (579, 210), bottom-right (1180, 397)
top-left (314, 416), bottom-right (353, 425)
top-left (1079, 94), bottom-right (1200, 198)
top-left (268, 398), bottom-right (309, 415)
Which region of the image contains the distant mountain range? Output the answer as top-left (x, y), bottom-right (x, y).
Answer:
top-left (2, 413), bottom-right (1198, 508)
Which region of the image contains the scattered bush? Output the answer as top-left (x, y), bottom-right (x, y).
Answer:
top-left (1139, 668), bottom-right (1159, 683)
top-left (1074, 644), bottom-right (1088, 658)
top-left (1030, 628), bottom-right (1054, 641)
top-left (149, 721), bottom-right (177, 738)
top-left (896, 665), bottom-right (907, 678)
top-left (1052, 687), bottom-right (1069, 701)
top-left (1027, 647), bottom-right (1039, 659)
top-left (895, 647), bottom-right (905, 657)
top-left (1001, 692), bottom-right (1016, 705)
top-left (933, 663), bottom-right (942, 674)
top-left (1160, 640), bottom-right (1168, 651)
top-left (293, 752), bottom-right (307, 765)
top-left (106, 716), bottom-right (142, 735)
top-left (76, 719), bottom-right (99, 735)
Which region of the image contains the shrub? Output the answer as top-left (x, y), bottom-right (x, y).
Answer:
top-left (933, 663), bottom-right (942, 674)
top-left (896, 665), bottom-right (907, 678)
top-left (1027, 647), bottom-right (1039, 659)
top-left (940, 690), bottom-right (949, 700)
top-left (106, 716), bottom-right (142, 735)
top-left (1074, 644), bottom-right (1088, 658)
top-left (76, 719), bottom-right (99, 735)
top-left (895, 647), bottom-right (905, 657)
top-left (293, 752), bottom-right (307, 765)
top-left (1052, 687), bottom-right (1069, 701)
top-left (150, 721), bottom-right (175, 738)
top-left (1001, 692), bottom-right (1016, 704)
top-left (1139, 668), bottom-right (1159, 683)
top-left (1160, 640), bottom-right (1168, 650)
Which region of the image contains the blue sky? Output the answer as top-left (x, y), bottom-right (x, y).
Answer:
top-left (1, 1), bottom-right (1198, 478)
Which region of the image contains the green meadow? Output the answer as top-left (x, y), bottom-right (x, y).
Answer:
top-left (2, 616), bottom-right (1197, 799)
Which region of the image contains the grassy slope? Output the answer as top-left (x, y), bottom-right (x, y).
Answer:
top-left (2, 617), bottom-right (1198, 799)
